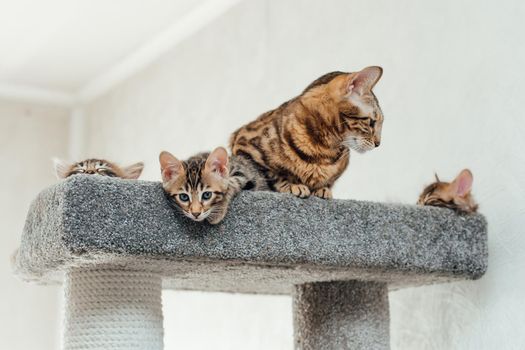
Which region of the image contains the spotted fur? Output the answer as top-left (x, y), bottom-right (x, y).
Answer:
top-left (159, 147), bottom-right (267, 224)
top-left (418, 169), bottom-right (478, 214)
top-left (230, 66), bottom-right (384, 199)
top-left (53, 158), bottom-right (144, 179)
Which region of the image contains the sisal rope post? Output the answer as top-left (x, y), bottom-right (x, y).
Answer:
top-left (293, 280), bottom-right (390, 350)
top-left (63, 267), bottom-right (164, 350)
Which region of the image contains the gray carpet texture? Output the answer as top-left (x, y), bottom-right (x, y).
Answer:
top-left (13, 175), bottom-right (488, 294)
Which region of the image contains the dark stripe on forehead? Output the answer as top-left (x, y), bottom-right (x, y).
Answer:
top-left (188, 166), bottom-right (199, 188)
top-left (184, 157), bottom-right (207, 189)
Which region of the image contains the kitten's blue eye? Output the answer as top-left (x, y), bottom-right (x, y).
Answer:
top-left (178, 193), bottom-right (190, 202)
top-left (202, 191), bottom-right (212, 200)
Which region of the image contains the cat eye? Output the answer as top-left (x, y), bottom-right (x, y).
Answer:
top-left (178, 193), bottom-right (190, 202)
top-left (369, 119), bottom-right (376, 127)
top-left (202, 191), bottom-right (212, 200)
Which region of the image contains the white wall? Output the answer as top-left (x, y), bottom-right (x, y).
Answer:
top-left (83, 0), bottom-right (525, 348)
top-left (0, 100), bottom-right (69, 349)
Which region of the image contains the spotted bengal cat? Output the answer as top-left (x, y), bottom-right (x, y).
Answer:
top-left (230, 66), bottom-right (384, 199)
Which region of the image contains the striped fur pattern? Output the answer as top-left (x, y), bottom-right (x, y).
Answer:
top-left (230, 66), bottom-right (384, 199)
top-left (54, 158), bottom-right (144, 179)
top-left (159, 147), bottom-right (267, 224)
top-left (418, 169), bottom-right (478, 214)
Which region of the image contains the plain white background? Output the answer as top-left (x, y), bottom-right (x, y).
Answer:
top-left (1, 0), bottom-right (524, 349)
top-left (0, 101), bottom-right (68, 349)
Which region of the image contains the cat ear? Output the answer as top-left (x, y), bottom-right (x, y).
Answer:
top-left (347, 66), bottom-right (383, 96)
top-left (205, 147), bottom-right (229, 178)
top-left (53, 157), bottom-right (70, 179)
top-left (450, 169), bottom-right (473, 197)
top-left (122, 162), bottom-right (144, 179)
top-left (159, 151), bottom-right (183, 182)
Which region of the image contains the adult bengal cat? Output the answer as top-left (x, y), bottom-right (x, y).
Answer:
top-left (230, 66), bottom-right (384, 199)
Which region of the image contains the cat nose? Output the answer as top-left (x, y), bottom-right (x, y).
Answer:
top-left (374, 140), bottom-right (381, 147)
top-left (191, 211), bottom-right (200, 218)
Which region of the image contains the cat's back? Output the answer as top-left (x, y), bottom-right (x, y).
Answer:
top-left (229, 95), bottom-right (303, 152)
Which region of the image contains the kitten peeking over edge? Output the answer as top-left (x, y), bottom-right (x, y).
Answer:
top-left (53, 158), bottom-right (144, 179)
top-left (159, 147), bottom-right (267, 224)
top-left (418, 169), bottom-right (478, 214)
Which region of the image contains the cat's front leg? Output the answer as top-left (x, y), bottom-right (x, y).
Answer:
top-left (275, 179), bottom-right (311, 198)
top-left (313, 187), bottom-right (332, 199)
top-left (207, 204), bottom-right (228, 225)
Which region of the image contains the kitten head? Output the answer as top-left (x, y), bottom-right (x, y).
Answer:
top-left (159, 147), bottom-right (229, 223)
top-left (53, 158), bottom-right (144, 179)
top-left (304, 66), bottom-right (384, 153)
top-left (418, 169), bottom-right (478, 213)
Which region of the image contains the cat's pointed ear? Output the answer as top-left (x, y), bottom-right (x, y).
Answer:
top-left (159, 151), bottom-right (183, 182)
top-left (205, 147), bottom-right (229, 178)
top-left (122, 162), bottom-right (144, 179)
top-left (347, 66), bottom-right (383, 96)
top-left (450, 169), bottom-right (473, 197)
top-left (53, 157), bottom-right (70, 179)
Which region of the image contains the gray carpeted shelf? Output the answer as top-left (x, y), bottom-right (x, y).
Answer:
top-left (15, 175), bottom-right (487, 292)
top-left (13, 175), bottom-right (488, 350)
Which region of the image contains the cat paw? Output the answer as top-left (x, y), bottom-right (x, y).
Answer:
top-left (313, 187), bottom-right (332, 199)
top-left (206, 207), bottom-right (227, 225)
top-left (207, 216), bottom-right (224, 225)
top-left (276, 181), bottom-right (310, 198)
top-left (290, 184), bottom-right (311, 198)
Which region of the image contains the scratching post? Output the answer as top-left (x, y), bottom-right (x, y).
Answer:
top-left (293, 281), bottom-right (389, 350)
top-left (63, 267), bottom-right (163, 350)
top-left (13, 176), bottom-right (488, 349)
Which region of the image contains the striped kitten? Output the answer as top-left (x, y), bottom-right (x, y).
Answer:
top-left (159, 147), bottom-right (267, 224)
top-left (418, 169), bottom-right (478, 214)
top-left (54, 158), bottom-right (144, 179)
top-left (230, 66), bottom-right (383, 199)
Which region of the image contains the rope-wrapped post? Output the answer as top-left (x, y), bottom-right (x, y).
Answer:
top-left (63, 267), bottom-right (164, 350)
top-left (293, 281), bottom-right (390, 350)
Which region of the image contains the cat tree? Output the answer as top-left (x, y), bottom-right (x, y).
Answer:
top-left (13, 175), bottom-right (487, 350)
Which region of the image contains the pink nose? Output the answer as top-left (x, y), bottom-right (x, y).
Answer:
top-left (191, 212), bottom-right (200, 218)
